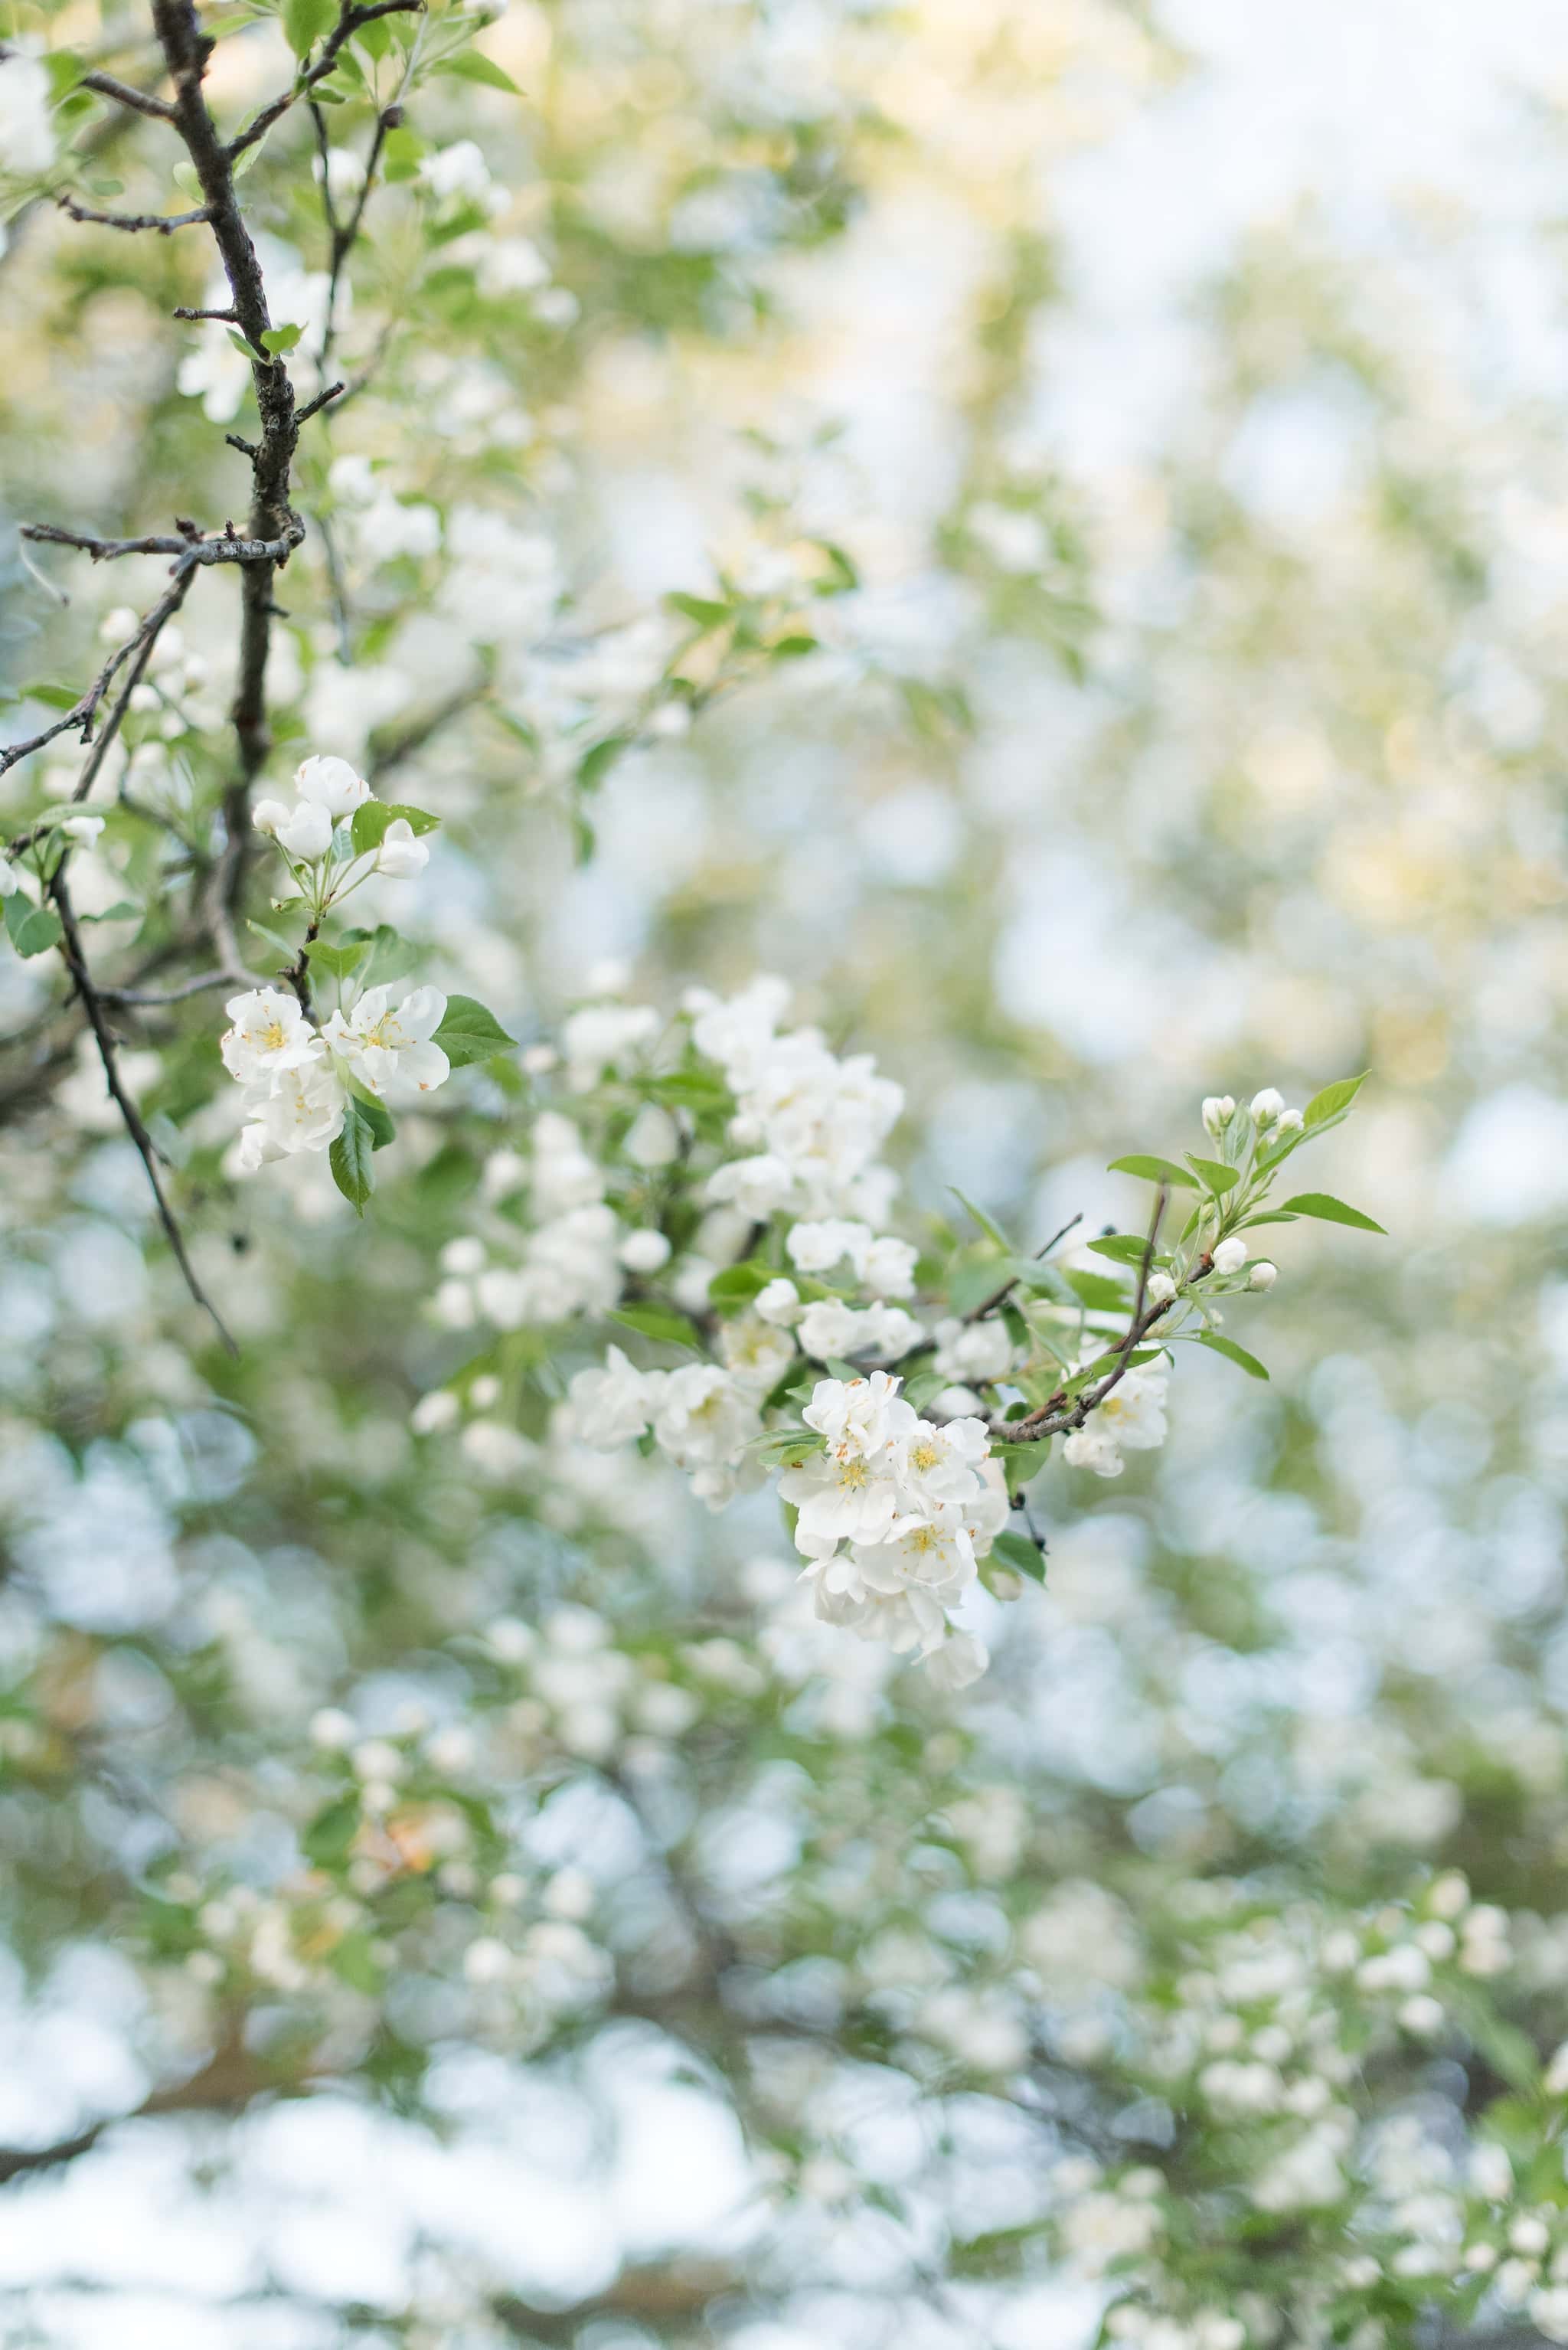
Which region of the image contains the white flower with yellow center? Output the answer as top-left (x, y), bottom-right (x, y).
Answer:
top-left (220, 987), bottom-right (325, 1087)
top-left (322, 985), bottom-right (450, 1101)
top-left (235, 1057), bottom-right (346, 1168)
top-left (855, 1512), bottom-right (976, 1599)
top-left (778, 1446), bottom-right (900, 1558)
top-left (890, 1414), bottom-right (989, 1513)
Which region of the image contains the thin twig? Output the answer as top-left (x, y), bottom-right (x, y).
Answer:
top-left (21, 522), bottom-right (302, 567)
top-left (962, 1209), bottom-right (1083, 1325)
top-left (77, 67), bottom-right (177, 120)
top-left (993, 1188), bottom-right (1177, 1447)
top-left (2, 557), bottom-right (196, 797)
top-left (56, 193), bottom-right (211, 233)
top-left (51, 874), bottom-right (237, 1354)
top-left (96, 970), bottom-right (234, 1007)
top-left (225, 0), bottom-right (423, 160)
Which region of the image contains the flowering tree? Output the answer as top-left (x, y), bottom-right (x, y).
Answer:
top-left (2, 3), bottom-right (1567, 2346)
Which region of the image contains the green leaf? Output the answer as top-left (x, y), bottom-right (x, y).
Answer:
top-left (666, 591), bottom-right (731, 629)
top-left (576, 734), bottom-right (630, 793)
top-left (226, 327), bottom-right (268, 365)
top-left (1087, 1234), bottom-right (1160, 1269)
top-left (432, 47), bottom-right (522, 93)
top-left (1303, 1073), bottom-right (1368, 1130)
top-left (1063, 1268), bottom-right (1128, 1314)
top-left (302, 1793), bottom-right (360, 1868)
top-left (769, 633), bottom-right (818, 659)
top-left (260, 322), bottom-right (303, 355)
top-left (707, 1261), bottom-right (770, 1304)
top-left (350, 1089), bottom-right (396, 1150)
top-left (341, 923), bottom-right (417, 985)
top-left (814, 541), bottom-right (860, 594)
top-left (45, 50), bottom-right (85, 101)
top-left (433, 994), bottom-right (517, 1069)
top-left (283, 0), bottom-right (335, 57)
top-left (247, 917), bottom-right (298, 963)
top-left (307, 936), bottom-right (371, 982)
top-left (1195, 1330), bottom-right (1269, 1381)
top-left (5, 894), bottom-right (63, 958)
top-left (1108, 1155), bottom-right (1199, 1190)
top-left (1278, 1192), bottom-right (1387, 1235)
top-left (990, 1529), bottom-right (1047, 1584)
top-left (949, 1187), bottom-right (1011, 1252)
top-left (330, 1096), bottom-right (377, 1215)
top-left (24, 681), bottom-right (82, 711)
top-left (609, 1304), bottom-right (702, 1348)
top-left (1185, 1154), bottom-right (1240, 1195)
top-left (349, 799), bottom-right (441, 855)
top-left (80, 900), bottom-right (139, 923)
top-left (381, 125), bottom-right (426, 182)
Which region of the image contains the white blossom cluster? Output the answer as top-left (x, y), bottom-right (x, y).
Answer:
top-left (218, 755), bottom-right (448, 1172)
top-left (776, 1372), bottom-right (1003, 1684)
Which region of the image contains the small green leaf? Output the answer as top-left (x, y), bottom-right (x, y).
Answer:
top-left (260, 322), bottom-right (303, 355)
top-left (433, 994), bottom-right (517, 1069)
top-left (349, 799), bottom-right (440, 855)
top-left (330, 1095), bottom-right (377, 1215)
top-left (1185, 1154), bottom-right (1240, 1195)
top-left (990, 1529), bottom-right (1047, 1584)
top-left (1278, 1192), bottom-right (1387, 1235)
top-left (247, 917), bottom-right (298, 963)
top-left (80, 900), bottom-right (139, 923)
top-left (1064, 1268), bottom-right (1129, 1315)
top-left (1108, 1155), bottom-right (1199, 1190)
top-left (1303, 1073), bottom-right (1368, 1130)
top-left (24, 682), bottom-right (83, 711)
top-left (949, 1187), bottom-right (1011, 1252)
top-left (1087, 1234), bottom-right (1160, 1269)
top-left (1195, 1331), bottom-right (1269, 1381)
top-left (431, 47), bottom-right (522, 91)
top-left (609, 1304), bottom-right (702, 1348)
top-left (226, 327), bottom-right (268, 365)
top-left (302, 1793), bottom-right (360, 1868)
top-left (307, 936), bottom-right (371, 982)
top-left (769, 633), bottom-right (818, 659)
top-left (349, 1089), bottom-right (396, 1150)
top-left (576, 734), bottom-right (630, 793)
top-left (666, 591), bottom-right (731, 629)
top-left (283, 0), bottom-right (335, 57)
top-left (5, 895), bottom-right (63, 958)
top-left (814, 541), bottom-right (860, 593)
top-left (707, 1261), bottom-right (770, 1304)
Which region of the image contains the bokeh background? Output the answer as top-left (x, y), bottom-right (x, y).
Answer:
top-left (4, 0), bottom-right (1568, 2342)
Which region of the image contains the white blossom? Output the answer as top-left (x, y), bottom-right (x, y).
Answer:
top-left (322, 985), bottom-right (450, 1100)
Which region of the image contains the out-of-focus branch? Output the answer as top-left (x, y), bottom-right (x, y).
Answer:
top-left (50, 872), bottom-right (237, 1353)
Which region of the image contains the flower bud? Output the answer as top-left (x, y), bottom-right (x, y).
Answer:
top-left (619, 1228), bottom-right (672, 1273)
top-left (1273, 1108), bottom-right (1303, 1136)
top-left (1201, 1095), bottom-right (1235, 1138)
top-left (0, 861), bottom-right (16, 899)
top-left (1212, 1237), bottom-right (1248, 1276)
top-left (1248, 1260), bottom-right (1277, 1290)
top-left (1250, 1088), bottom-right (1285, 1127)
top-left (251, 799), bottom-right (289, 838)
top-left (1146, 1271), bottom-right (1178, 1304)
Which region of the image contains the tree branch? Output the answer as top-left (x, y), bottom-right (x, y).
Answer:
top-left (992, 1188), bottom-right (1181, 1446)
top-left (56, 193), bottom-right (211, 233)
top-left (50, 871), bottom-right (237, 1355)
top-left (962, 1209), bottom-right (1083, 1325)
top-left (225, 0), bottom-right (423, 160)
top-left (77, 67), bottom-right (177, 121)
